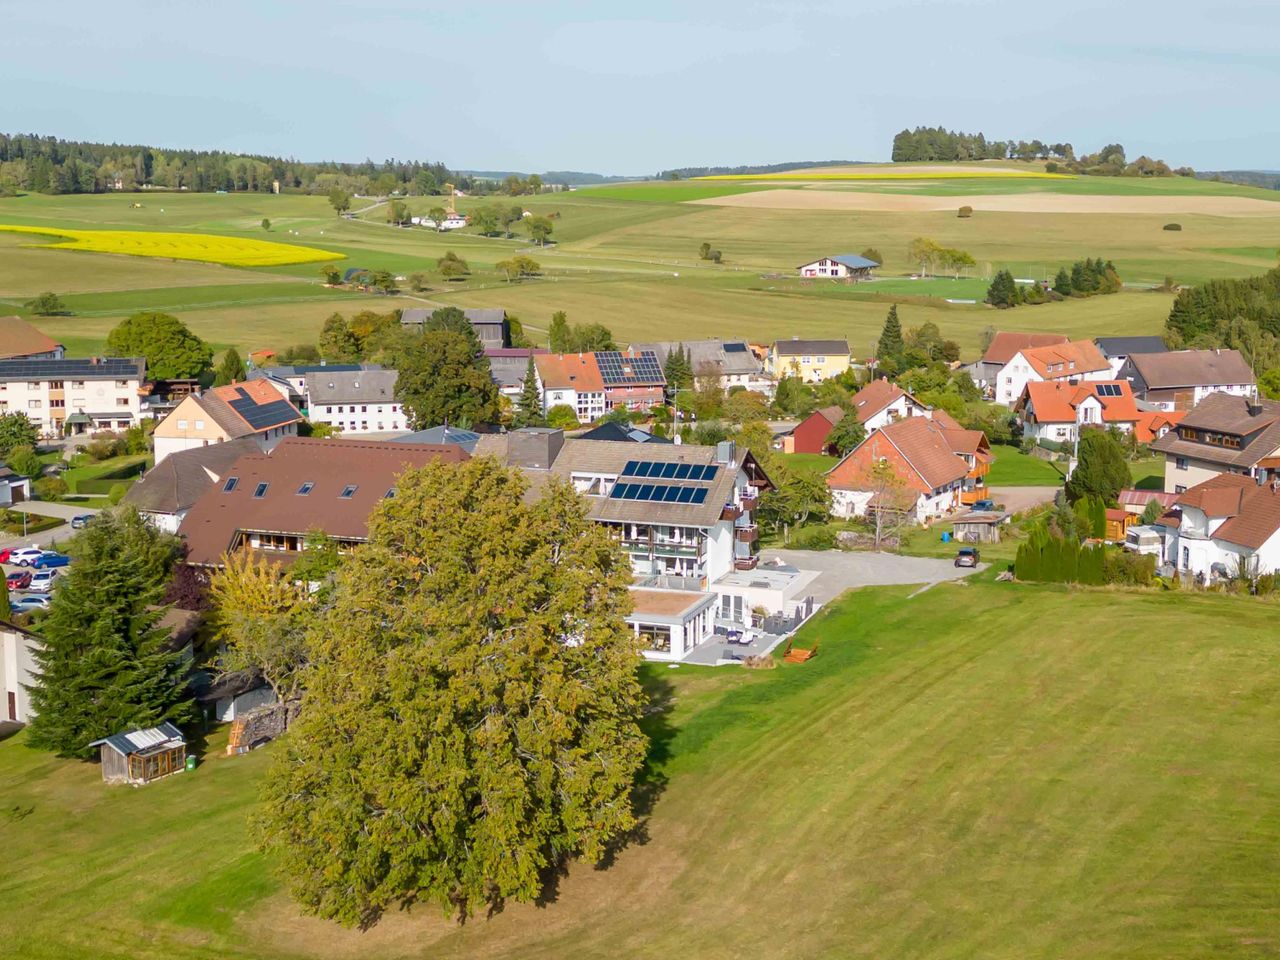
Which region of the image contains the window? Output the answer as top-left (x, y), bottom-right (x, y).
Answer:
top-left (71, 380), bottom-right (84, 388)
top-left (27, 400), bottom-right (40, 409)
top-left (223, 477), bottom-right (239, 493)
top-left (177, 419), bottom-right (188, 430)
top-left (48, 380), bottom-right (63, 389)
top-left (1175, 457), bottom-right (1188, 471)
top-left (1181, 546), bottom-right (1190, 568)
top-left (253, 482), bottom-right (270, 498)
top-left (115, 380), bottom-right (129, 387)
top-left (116, 397), bottom-right (130, 407)
top-left (194, 419), bottom-right (205, 430)
top-left (384, 488), bottom-right (396, 499)
top-left (339, 484), bottom-right (357, 498)
top-left (50, 399), bottom-right (64, 408)
top-left (816, 356), bottom-right (826, 363)
top-left (361, 405), bottom-right (367, 412)
top-left (297, 482), bottom-right (314, 496)
top-left (1175, 484), bottom-right (1187, 494)
top-left (26, 381), bottom-right (40, 389)
top-left (326, 406), bottom-right (333, 415)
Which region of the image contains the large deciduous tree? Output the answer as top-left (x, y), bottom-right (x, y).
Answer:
top-left (0, 412), bottom-right (39, 458)
top-left (255, 459), bottom-right (647, 926)
top-left (826, 411), bottom-right (867, 456)
top-left (106, 311), bottom-right (213, 380)
top-left (393, 330), bottom-right (500, 428)
top-left (26, 507), bottom-right (193, 758)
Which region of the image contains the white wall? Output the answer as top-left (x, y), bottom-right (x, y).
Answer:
top-left (865, 395), bottom-right (927, 433)
top-left (0, 375), bottom-right (143, 437)
top-left (0, 629), bottom-right (40, 723)
top-left (310, 402), bottom-right (405, 434)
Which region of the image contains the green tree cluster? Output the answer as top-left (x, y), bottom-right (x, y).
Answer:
top-left (1014, 525), bottom-right (1106, 584)
top-left (0, 413), bottom-right (39, 458)
top-left (1065, 430), bottom-right (1130, 505)
top-left (25, 292), bottom-right (65, 315)
top-left (213, 347), bottom-right (247, 386)
top-left (393, 331), bottom-right (500, 428)
top-left (663, 344), bottom-right (693, 391)
top-left (106, 311), bottom-right (214, 381)
top-left (546, 311), bottom-right (615, 352)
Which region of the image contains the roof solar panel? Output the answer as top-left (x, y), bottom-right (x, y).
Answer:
top-left (637, 483), bottom-right (654, 500)
top-left (673, 463), bottom-right (692, 480)
top-left (659, 462), bottom-right (678, 479)
top-left (229, 396), bottom-right (300, 430)
top-left (0, 358), bottom-right (143, 380)
top-left (676, 486), bottom-right (695, 503)
top-left (723, 342), bottom-right (748, 353)
top-left (595, 350), bottom-right (665, 386)
top-left (621, 461), bottom-right (639, 477)
top-left (662, 485), bottom-right (681, 502)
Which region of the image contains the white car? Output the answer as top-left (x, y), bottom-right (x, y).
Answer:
top-left (28, 569), bottom-right (57, 592)
top-left (9, 548), bottom-right (46, 567)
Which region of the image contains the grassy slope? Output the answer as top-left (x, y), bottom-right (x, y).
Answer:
top-left (4, 580), bottom-right (1280, 959)
top-left (987, 448), bottom-right (1067, 486)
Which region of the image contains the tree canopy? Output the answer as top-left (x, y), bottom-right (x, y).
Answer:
top-left (1065, 430), bottom-right (1130, 505)
top-left (0, 412), bottom-right (38, 458)
top-left (392, 330), bottom-right (500, 428)
top-left (255, 458), bottom-right (647, 926)
top-left (213, 347), bottom-right (247, 387)
top-left (106, 311), bottom-right (213, 380)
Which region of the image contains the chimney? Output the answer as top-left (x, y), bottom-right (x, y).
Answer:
top-left (1248, 395), bottom-right (1263, 417)
top-left (715, 439), bottom-right (738, 466)
top-left (506, 427), bottom-right (564, 470)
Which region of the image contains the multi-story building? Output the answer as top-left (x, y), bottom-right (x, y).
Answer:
top-left (1015, 380), bottom-right (1141, 444)
top-left (534, 353), bottom-right (607, 422)
top-left (595, 350), bottom-right (666, 412)
top-left (0, 356), bottom-right (146, 437)
top-left (251, 363), bottom-right (381, 409)
top-left (765, 338), bottom-right (851, 383)
top-left (994, 339), bottom-right (1112, 406)
top-left (152, 380), bottom-right (303, 466)
top-left (1118, 349), bottom-right (1256, 412)
top-left (629, 339), bottom-right (770, 393)
top-left (484, 347), bottom-right (548, 400)
top-left (304, 370), bottom-right (404, 434)
top-left (1151, 392), bottom-right (1280, 494)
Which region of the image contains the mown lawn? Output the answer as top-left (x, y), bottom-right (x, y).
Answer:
top-left (987, 446), bottom-right (1065, 486)
top-left (777, 451), bottom-right (839, 474)
top-left (1131, 456), bottom-right (1165, 490)
top-left (4, 580), bottom-right (1280, 959)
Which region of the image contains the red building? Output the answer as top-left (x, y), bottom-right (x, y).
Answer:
top-left (787, 406), bottom-right (846, 455)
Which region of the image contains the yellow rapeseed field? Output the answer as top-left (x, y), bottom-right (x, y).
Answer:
top-left (696, 170), bottom-right (1072, 182)
top-left (0, 224), bottom-right (343, 267)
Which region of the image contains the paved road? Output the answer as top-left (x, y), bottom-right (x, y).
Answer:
top-left (988, 485), bottom-right (1060, 515)
top-left (765, 548), bottom-right (983, 604)
top-left (0, 502), bottom-right (99, 556)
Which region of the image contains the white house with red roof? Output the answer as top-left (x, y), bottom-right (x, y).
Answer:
top-left (994, 339), bottom-right (1111, 406)
top-left (1015, 380), bottom-right (1140, 443)
top-left (1164, 473), bottom-right (1280, 581)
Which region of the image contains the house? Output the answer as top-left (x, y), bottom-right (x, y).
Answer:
top-left (963, 331), bottom-right (1069, 391)
top-left (534, 352), bottom-right (607, 422)
top-left (389, 425), bottom-right (483, 453)
top-left (1118, 349), bottom-right (1256, 412)
top-left (0, 623), bottom-right (40, 723)
top-left (0, 466), bottom-right (31, 506)
top-left (1095, 336), bottom-right (1167, 377)
top-left (1015, 380), bottom-right (1140, 444)
top-left (152, 380), bottom-right (303, 466)
top-left (1135, 410), bottom-right (1184, 444)
top-left (400, 307), bottom-right (510, 349)
top-left (304, 369), bottom-right (403, 435)
top-left (177, 437), bottom-right (470, 566)
top-left (139, 378), bottom-right (201, 419)
top-left (484, 347), bottom-right (548, 399)
top-left (252, 363), bottom-right (381, 409)
top-left (595, 350), bottom-right (666, 412)
top-left (826, 417), bottom-right (989, 522)
top-left (576, 422), bottom-right (673, 444)
top-left (1150, 392), bottom-right (1280, 494)
top-left (1164, 473), bottom-right (1280, 580)
top-left (994, 340), bottom-right (1111, 406)
top-left (786, 406), bottom-right (847, 456)
top-left (765, 338), bottom-right (851, 383)
top-left (629, 339), bottom-right (770, 393)
top-left (0, 356), bottom-right (146, 437)
top-left (418, 212), bottom-right (468, 231)
top-left (123, 437), bottom-right (261, 533)
top-left (626, 589), bottom-right (719, 662)
top-left (88, 722), bottom-right (187, 785)
top-left (797, 254), bottom-right (879, 280)
top-left (0, 315), bottom-right (65, 360)
top-left (849, 379), bottom-right (930, 433)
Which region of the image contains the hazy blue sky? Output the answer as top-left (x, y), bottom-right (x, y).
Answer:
top-left (5, 1), bottom-right (1277, 173)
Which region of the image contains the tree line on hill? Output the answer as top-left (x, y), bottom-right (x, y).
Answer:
top-left (890, 128), bottom-right (1193, 177)
top-left (987, 258), bottom-right (1121, 308)
top-left (0, 131), bottom-right (496, 197)
top-left (657, 159), bottom-right (854, 180)
top-left (1163, 266), bottom-right (1280, 394)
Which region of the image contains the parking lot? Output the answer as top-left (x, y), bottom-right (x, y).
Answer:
top-left (1, 503), bottom-right (98, 607)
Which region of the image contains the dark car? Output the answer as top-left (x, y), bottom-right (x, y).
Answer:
top-left (70, 514), bottom-right (94, 529)
top-left (971, 499), bottom-right (996, 512)
top-left (32, 552), bottom-right (71, 569)
top-left (6, 570), bottom-right (31, 590)
top-left (955, 546), bottom-right (981, 568)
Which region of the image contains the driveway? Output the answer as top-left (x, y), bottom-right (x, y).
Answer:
top-left (764, 548), bottom-right (983, 604)
top-left (989, 485), bottom-right (1059, 515)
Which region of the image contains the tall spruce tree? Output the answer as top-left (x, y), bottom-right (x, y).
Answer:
top-left (1065, 431), bottom-right (1131, 505)
top-left (213, 347), bottom-right (247, 386)
top-left (664, 344), bottom-right (692, 392)
top-left (26, 507), bottom-right (193, 759)
top-left (877, 305), bottom-right (904, 362)
top-left (512, 355), bottom-right (545, 428)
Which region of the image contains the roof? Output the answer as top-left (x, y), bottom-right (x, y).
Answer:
top-left (1134, 409), bottom-right (1185, 444)
top-left (982, 331), bottom-right (1069, 364)
top-left (177, 437), bottom-right (469, 565)
top-left (1018, 380), bottom-right (1139, 424)
top-left (1118, 489), bottom-right (1178, 510)
top-left (1094, 336), bottom-right (1168, 358)
top-left (831, 417), bottom-right (970, 493)
top-left (0, 315), bottom-right (62, 359)
top-left (798, 254), bottom-right (879, 269)
top-left (1105, 508), bottom-right (1130, 522)
top-left (577, 422), bottom-right (673, 444)
top-left (1018, 340), bottom-right (1110, 379)
top-left (400, 307), bottom-right (507, 327)
top-left (389, 425), bottom-right (482, 453)
top-left (929, 409), bottom-right (963, 430)
top-left (1175, 473), bottom-right (1280, 550)
top-left (850, 379), bottom-right (911, 421)
top-left (0, 357), bottom-right (144, 382)
top-left (1151, 393), bottom-right (1280, 468)
top-left (628, 340), bottom-right (762, 377)
top-left (88, 721), bottom-right (185, 757)
top-left (124, 437), bottom-right (261, 514)
top-left (627, 588), bottom-right (715, 619)
top-left (303, 369), bottom-right (398, 405)
top-left (594, 351), bottom-right (665, 387)
top-left (534, 353), bottom-right (606, 393)
top-left (194, 381), bottom-right (302, 437)
top-left (772, 338), bottom-right (850, 357)
top-left (1127, 349), bottom-right (1255, 390)
top-left (260, 363), bottom-right (371, 378)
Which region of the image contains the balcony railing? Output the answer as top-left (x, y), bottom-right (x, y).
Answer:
top-left (721, 503), bottom-right (742, 521)
top-left (734, 524), bottom-right (759, 544)
top-left (734, 555), bottom-right (759, 571)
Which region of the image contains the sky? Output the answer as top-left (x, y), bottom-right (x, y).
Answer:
top-left (4, 0), bottom-right (1278, 174)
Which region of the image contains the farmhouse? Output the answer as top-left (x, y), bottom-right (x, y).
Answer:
top-left (0, 315), bottom-right (65, 361)
top-left (963, 331), bottom-right (1069, 391)
top-left (484, 347), bottom-right (548, 399)
top-left (629, 339), bottom-right (769, 392)
top-left (251, 362), bottom-right (381, 408)
top-left (1150, 392), bottom-right (1280, 494)
top-left (0, 356), bottom-right (146, 437)
top-left (1015, 380), bottom-right (1140, 443)
top-left (1118, 349), bottom-right (1256, 412)
top-left (994, 339), bottom-right (1111, 406)
top-left (1095, 335), bottom-right (1167, 377)
top-left (124, 437), bottom-right (261, 533)
top-left (152, 380), bottom-right (303, 467)
top-left (304, 369), bottom-right (404, 435)
top-left (765, 338), bottom-right (851, 383)
top-left (797, 254), bottom-right (879, 280)
top-left (1164, 473), bottom-right (1280, 581)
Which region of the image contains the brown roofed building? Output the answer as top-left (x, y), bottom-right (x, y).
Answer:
top-left (152, 380), bottom-right (304, 467)
top-left (1165, 472), bottom-right (1280, 581)
top-left (177, 437), bottom-right (469, 566)
top-left (1015, 380), bottom-right (1140, 444)
top-left (965, 331), bottom-right (1070, 392)
top-left (1118, 349), bottom-right (1256, 411)
top-left (124, 437), bottom-right (261, 533)
top-left (1151, 391), bottom-right (1280, 494)
top-left (0, 316), bottom-right (64, 360)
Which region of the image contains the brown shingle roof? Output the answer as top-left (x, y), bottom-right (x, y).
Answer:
top-left (865, 417), bottom-right (970, 490)
top-left (982, 331), bottom-right (1069, 364)
top-left (0, 315), bottom-right (62, 359)
top-left (1176, 472), bottom-right (1280, 550)
top-left (1151, 393), bottom-right (1280, 468)
top-left (1128, 349), bottom-right (1255, 389)
top-left (850, 380), bottom-right (910, 421)
top-left (177, 437), bottom-right (468, 565)
top-left (124, 437), bottom-right (261, 515)
top-left (1020, 340), bottom-right (1110, 379)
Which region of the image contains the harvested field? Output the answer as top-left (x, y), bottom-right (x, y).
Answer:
top-left (692, 189), bottom-right (1280, 216)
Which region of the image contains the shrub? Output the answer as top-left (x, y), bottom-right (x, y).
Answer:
top-left (1163, 222), bottom-right (1182, 231)
top-left (545, 404), bottom-right (579, 430)
top-left (1045, 161), bottom-right (1060, 173)
top-left (957, 205), bottom-right (973, 218)
top-left (1103, 549), bottom-right (1156, 586)
top-left (107, 483), bottom-right (128, 505)
top-left (1255, 573), bottom-right (1278, 596)
top-left (34, 476), bottom-right (68, 502)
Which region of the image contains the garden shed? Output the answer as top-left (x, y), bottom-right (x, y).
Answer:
top-left (952, 511), bottom-right (1007, 544)
top-left (88, 722), bottom-right (187, 785)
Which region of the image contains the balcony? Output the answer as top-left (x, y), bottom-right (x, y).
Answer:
top-left (721, 503), bottom-right (742, 522)
top-left (734, 524), bottom-right (758, 544)
top-left (734, 555), bottom-right (759, 572)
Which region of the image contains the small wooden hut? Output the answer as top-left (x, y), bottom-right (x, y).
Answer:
top-left (88, 722), bottom-right (187, 785)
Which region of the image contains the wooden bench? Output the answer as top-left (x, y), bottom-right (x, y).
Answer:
top-left (782, 639), bottom-right (819, 664)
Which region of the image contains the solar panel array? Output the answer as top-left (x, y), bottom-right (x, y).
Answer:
top-left (596, 350), bottom-right (664, 386)
top-left (0, 358), bottom-right (143, 379)
top-left (228, 387), bottom-right (300, 429)
top-left (722, 342), bottom-right (748, 354)
top-left (1095, 383), bottom-right (1123, 397)
top-left (620, 460), bottom-right (719, 481)
top-left (611, 483), bottom-right (709, 504)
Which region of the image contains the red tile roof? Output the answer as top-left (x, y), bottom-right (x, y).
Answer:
top-left (1019, 380), bottom-right (1139, 425)
top-left (1019, 340), bottom-right (1110, 379)
top-left (0, 315), bottom-right (63, 359)
top-left (982, 331), bottom-right (1069, 364)
top-left (534, 353), bottom-right (605, 392)
top-left (850, 379), bottom-right (910, 421)
top-left (1134, 410), bottom-right (1184, 444)
top-left (1175, 473), bottom-right (1280, 550)
top-left (832, 417), bottom-right (970, 493)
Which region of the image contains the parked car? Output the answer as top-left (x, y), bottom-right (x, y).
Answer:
top-left (971, 499), bottom-right (996, 512)
top-left (8, 547), bottom-right (46, 567)
top-left (0, 548), bottom-right (12, 564)
top-left (10, 593), bottom-right (51, 614)
top-left (6, 570), bottom-right (31, 590)
top-left (70, 514), bottom-right (95, 529)
top-left (32, 551), bottom-right (70, 569)
top-left (28, 569), bottom-right (58, 592)
top-left (955, 546), bottom-right (981, 568)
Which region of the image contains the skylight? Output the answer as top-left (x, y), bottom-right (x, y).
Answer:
top-left (339, 484), bottom-right (358, 499)
top-left (222, 477), bottom-right (238, 493)
top-left (297, 482), bottom-right (315, 495)
top-left (253, 482), bottom-right (269, 498)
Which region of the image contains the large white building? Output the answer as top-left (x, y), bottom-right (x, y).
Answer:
top-left (994, 340), bottom-right (1112, 406)
top-left (0, 357), bottom-right (146, 438)
top-left (1161, 473), bottom-right (1280, 581)
top-left (304, 369), bottom-right (405, 435)
top-left (1118, 349), bottom-right (1256, 412)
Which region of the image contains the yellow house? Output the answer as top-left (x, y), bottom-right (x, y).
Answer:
top-left (152, 380), bottom-right (302, 466)
top-left (765, 338), bottom-right (851, 384)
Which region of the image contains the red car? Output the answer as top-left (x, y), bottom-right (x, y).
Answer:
top-left (0, 548), bottom-right (12, 564)
top-left (6, 570), bottom-right (31, 590)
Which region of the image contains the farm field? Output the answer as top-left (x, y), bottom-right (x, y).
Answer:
top-left (0, 170), bottom-right (1276, 358)
top-left (0, 224), bottom-right (341, 266)
top-left (5, 579), bottom-right (1280, 959)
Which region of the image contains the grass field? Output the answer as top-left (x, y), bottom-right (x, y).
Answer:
top-left (777, 451), bottom-right (839, 474)
top-left (986, 447), bottom-right (1066, 486)
top-left (5, 579), bottom-right (1280, 959)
